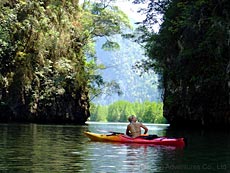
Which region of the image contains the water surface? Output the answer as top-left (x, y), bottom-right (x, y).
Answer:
top-left (0, 122), bottom-right (229, 172)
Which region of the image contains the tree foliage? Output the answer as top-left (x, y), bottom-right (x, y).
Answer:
top-left (0, 0), bottom-right (131, 123)
top-left (90, 100), bottom-right (166, 123)
top-left (133, 0), bottom-right (230, 127)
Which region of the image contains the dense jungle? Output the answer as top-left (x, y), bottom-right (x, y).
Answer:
top-left (0, 0), bottom-right (229, 128)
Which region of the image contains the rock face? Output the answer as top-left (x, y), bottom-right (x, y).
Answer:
top-left (163, 64), bottom-right (230, 128)
top-left (0, 88), bottom-right (90, 125)
top-left (137, 0), bottom-right (230, 129)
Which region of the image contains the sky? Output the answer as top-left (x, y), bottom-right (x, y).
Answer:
top-left (79, 0), bottom-right (147, 22)
top-left (114, 0), bottom-right (147, 22)
top-left (114, 0), bottom-right (160, 32)
top-left (79, 0), bottom-right (160, 32)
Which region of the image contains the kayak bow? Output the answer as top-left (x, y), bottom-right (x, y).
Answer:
top-left (84, 131), bottom-right (185, 148)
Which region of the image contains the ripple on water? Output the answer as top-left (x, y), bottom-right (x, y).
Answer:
top-left (1, 123), bottom-right (229, 173)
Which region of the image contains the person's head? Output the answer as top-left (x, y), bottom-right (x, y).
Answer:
top-left (128, 115), bottom-right (137, 123)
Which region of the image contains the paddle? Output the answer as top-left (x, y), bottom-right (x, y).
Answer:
top-left (97, 129), bottom-right (124, 135)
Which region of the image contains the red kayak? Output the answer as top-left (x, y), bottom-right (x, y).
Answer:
top-left (84, 131), bottom-right (185, 148)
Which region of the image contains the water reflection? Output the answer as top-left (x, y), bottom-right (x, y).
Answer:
top-left (0, 123), bottom-right (229, 173)
top-left (0, 124), bottom-right (89, 172)
top-left (80, 140), bottom-right (182, 173)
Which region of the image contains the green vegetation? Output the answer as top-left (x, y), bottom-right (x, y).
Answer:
top-left (90, 100), bottom-right (166, 123)
top-left (132, 0), bottom-right (230, 127)
top-left (0, 0), bottom-right (131, 124)
top-left (1, 0), bottom-right (228, 127)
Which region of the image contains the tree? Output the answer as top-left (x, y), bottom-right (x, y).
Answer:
top-left (89, 100), bottom-right (165, 123)
top-left (133, 0), bottom-right (230, 127)
top-left (90, 104), bottom-right (108, 121)
top-left (0, 0), bottom-right (131, 124)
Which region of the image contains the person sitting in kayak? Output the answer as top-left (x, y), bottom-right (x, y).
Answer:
top-left (126, 115), bottom-right (148, 138)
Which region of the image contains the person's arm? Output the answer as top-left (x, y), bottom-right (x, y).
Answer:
top-left (126, 125), bottom-right (131, 136)
top-left (141, 124), bottom-right (148, 134)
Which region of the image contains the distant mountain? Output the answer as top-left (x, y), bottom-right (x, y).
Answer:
top-left (93, 35), bottom-right (162, 105)
top-left (92, 3), bottom-right (161, 105)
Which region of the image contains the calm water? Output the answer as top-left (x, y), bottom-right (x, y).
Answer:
top-left (0, 122), bottom-right (229, 173)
